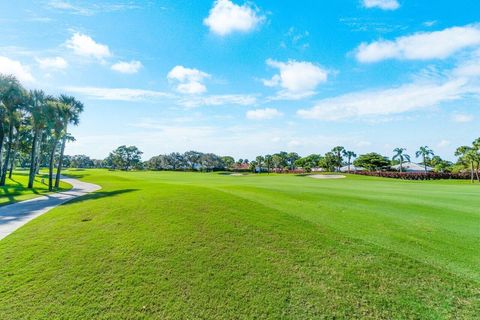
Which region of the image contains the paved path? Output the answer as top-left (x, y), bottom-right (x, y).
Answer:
top-left (0, 177), bottom-right (101, 240)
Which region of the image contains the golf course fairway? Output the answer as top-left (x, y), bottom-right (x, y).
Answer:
top-left (0, 170), bottom-right (479, 319)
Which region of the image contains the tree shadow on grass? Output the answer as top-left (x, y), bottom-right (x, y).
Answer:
top-left (66, 189), bottom-right (139, 205)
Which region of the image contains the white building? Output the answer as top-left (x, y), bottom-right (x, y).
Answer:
top-left (391, 162), bottom-right (433, 172)
top-left (339, 165), bottom-right (364, 172)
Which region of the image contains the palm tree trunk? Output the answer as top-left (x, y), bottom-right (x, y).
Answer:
top-left (400, 161), bottom-right (403, 172)
top-left (48, 139), bottom-right (59, 191)
top-left (471, 162), bottom-right (474, 183)
top-left (423, 156), bottom-right (427, 173)
top-left (28, 129), bottom-right (39, 188)
top-left (0, 126), bottom-right (4, 180)
top-left (54, 134), bottom-right (67, 188)
top-left (0, 124), bottom-right (14, 186)
top-left (475, 162), bottom-right (480, 183)
top-left (8, 149), bottom-right (17, 179)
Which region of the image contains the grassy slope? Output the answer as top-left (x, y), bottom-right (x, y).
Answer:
top-left (0, 170), bottom-right (479, 319)
top-left (0, 170), bottom-right (72, 206)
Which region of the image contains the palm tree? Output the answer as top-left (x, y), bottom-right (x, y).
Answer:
top-left (0, 76), bottom-right (26, 186)
top-left (264, 154), bottom-right (272, 173)
top-left (26, 90), bottom-right (50, 188)
top-left (473, 138), bottom-right (480, 182)
top-left (343, 150), bottom-right (357, 172)
top-left (455, 145), bottom-right (478, 183)
top-left (54, 95), bottom-right (84, 188)
top-left (415, 146), bottom-right (434, 173)
top-left (45, 98), bottom-right (66, 191)
top-left (255, 155), bottom-right (264, 173)
top-left (392, 148), bottom-right (411, 172)
top-left (331, 146), bottom-right (345, 172)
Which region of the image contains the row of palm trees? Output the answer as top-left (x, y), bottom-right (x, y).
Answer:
top-left (393, 146), bottom-right (435, 173)
top-left (0, 74), bottom-right (84, 191)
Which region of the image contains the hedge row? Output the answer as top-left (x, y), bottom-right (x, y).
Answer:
top-left (352, 171), bottom-right (473, 180)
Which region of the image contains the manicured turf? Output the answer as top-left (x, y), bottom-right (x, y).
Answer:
top-left (0, 170), bottom-right (72, 206)
top-left (0, 170), bottom-right (479, 319)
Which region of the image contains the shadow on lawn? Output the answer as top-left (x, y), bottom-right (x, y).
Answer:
top-left (66, 188), bottom-right (139, 205)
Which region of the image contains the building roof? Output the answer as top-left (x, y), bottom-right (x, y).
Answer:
top-left (391, 162), bottom-right (433, 172)
top-left (339, 165), bottom-right (365, 172)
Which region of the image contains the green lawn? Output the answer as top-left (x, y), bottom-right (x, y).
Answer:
top-left (0, 170), bottom-right (72, 206)
top-left (0, 170), bottom-right (479, 319)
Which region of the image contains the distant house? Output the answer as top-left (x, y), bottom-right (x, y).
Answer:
top-left (391, 162), bottom-right (433, 172)
top-left (340, 165), bottom-right (364, 172)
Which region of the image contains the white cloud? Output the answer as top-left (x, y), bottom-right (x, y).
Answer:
top-left (64, 86), bottom-right (171, 101)
top-left (437, 140), bottom-right (451, 148)
top-left (203, 0), bottom-right (265, 36)
top-left (246, 108), bottom-right (283, 120)
top-left (362, 0), bottom-right (400, 10)
top-left (111, 60), bottom-right (143, 74)
top-left (177, 94), bottom-right (257, 108)
top-left (167, 65), bottom-right (210, 94)
top-left (0, 56), bottom-right (35, 83)
top-left (66, 33), bottom-right (111, 59)
top-left (356, 25), bottom-right (480, 63)
top-left (263, 59), bottom-right (328, 99)
top-left (452, 113), bottom-right (474, 123)
top-left (47, 1), bottom-right (139, 16)
top-left (297, 79), bottom-right (467, 121)
top-left (36, 56), bottom-right (68, 70)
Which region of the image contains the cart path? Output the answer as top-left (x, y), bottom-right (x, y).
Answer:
top-left (0, 177), bottom-right (101, 240)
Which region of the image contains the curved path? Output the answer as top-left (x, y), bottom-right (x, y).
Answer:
top-left (0, 177), bottom-right (101, 240)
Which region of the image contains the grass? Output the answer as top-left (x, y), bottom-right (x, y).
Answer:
top-left (0, 169), bottom-right (479, 319)
top-left (0, 170), bottom-right (72, 206)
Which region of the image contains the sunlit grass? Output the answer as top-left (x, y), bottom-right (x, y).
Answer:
top-left (0, 169), bottom-right (478, 319)
top-left (0, 170), bottom-right (72, 206)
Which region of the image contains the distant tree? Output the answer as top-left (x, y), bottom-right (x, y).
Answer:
top-left (272, 151), bottom-right (288, 169)
top-left (415, 146), bottom-right (434, 173)
top-left (256, 155), bottom-right (264, 172)
top-left (354, 153), bottom-right (390, 171)
top-left (221, 156), bottom-right (235, 170)
top-left (286, 152), bottom-right (300, 170)
top-left (107, 145), bottom-right (143, 171)
top-left (455, 146), bottom-right (478, 183)
top-left (264, 154), bottom-right (273, 173)
top-left (428, 155), bottom-right (453, 173)
top-left (249, 160), bottom-right (257, 173)
top-left (184, 151), bottom-right (203, 171)
top-left (392, 148), bottom-right (410, 172)
top-left (200, 153), bottom-right (224, 171)
top-left (331, 146), bottom-right (345, 172)
top-left (318, 152), bottom-right (337, 172)
top-left (343, 150), bottom-right (357, 172)
top-left (295, 154), bottom-right (322, 172)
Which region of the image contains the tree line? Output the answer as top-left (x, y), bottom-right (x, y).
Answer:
top-left (0, 74), bottom-right (84, 190)
top-left (74, 140), bottom-right (479, 182)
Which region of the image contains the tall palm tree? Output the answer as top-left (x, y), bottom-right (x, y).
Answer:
top-left (264, 154), bottom-right (272, 173)
top-left (415, 146), bottom-right (434, 173)
top-left (45, 98), bottom-right (66, 191)
top-left (255, 155), bottom-right (264, 173)
top-left (343, 150), bottom-right (357, 172)
top-left (54, 95), bottom-right (84, 188)
top-left (393, 148), bottom-right (411, 172)
top-left (0, 76), bottom-right (26, 186)
top-left (26, 90), bottom-right (50, 188)
top-left (473, 138), bottom-right (480, 182)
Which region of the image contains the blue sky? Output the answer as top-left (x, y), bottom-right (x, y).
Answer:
top-left (1, 0), bottom-right (479, 160)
